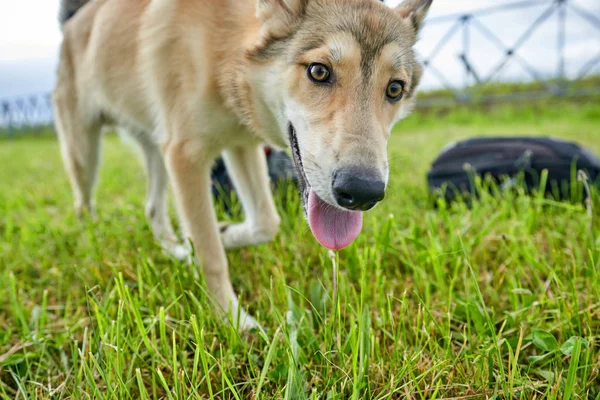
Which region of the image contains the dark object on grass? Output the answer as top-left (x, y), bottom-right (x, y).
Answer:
top-left (427, 137), bottom-right (600, 203)
top-left (211, 147), bottom-right (296, 212)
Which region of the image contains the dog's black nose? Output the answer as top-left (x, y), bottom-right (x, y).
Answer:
top-left (333, 168), bottom-right (385, 211)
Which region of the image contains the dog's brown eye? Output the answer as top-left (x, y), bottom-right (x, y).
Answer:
top-left (386, 80), bottom-right (405, 101)
top-left (308, 63), bottom-right (331, 83)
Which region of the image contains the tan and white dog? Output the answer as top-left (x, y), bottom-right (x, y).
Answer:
top-left (53, 0), bottom-right (432, 329)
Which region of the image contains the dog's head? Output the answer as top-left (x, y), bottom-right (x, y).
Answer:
top-left (250, 0), bottom-right (432, 250)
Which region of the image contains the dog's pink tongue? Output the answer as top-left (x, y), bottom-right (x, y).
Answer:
top-left (307, 189), bottom-right (363, 250)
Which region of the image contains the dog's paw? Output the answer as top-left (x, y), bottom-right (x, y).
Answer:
top-left (219, 221), bottom-right (278, 249)
top-left (220, 222), bottom-right (253, 249)
top-left (218, 221), bottom-right (232, 234)
top-left (161, 241), bottom-right (192, 263)
top-left (219, 221), bottom-right (245, 249)
top-left (75, 204), bottom-right (96, 220)
top-left (230, 308), bottom-right (260, 333)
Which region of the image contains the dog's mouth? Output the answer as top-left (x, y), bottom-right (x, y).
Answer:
top-left (288, 123), bottom-right (363, 251)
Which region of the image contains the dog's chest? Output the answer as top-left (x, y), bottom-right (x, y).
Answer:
top-left (192, 101), bottom-right (259, 149)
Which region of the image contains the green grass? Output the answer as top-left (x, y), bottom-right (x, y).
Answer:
top-left (1, 98), bottom-right (599, 399)
top-left (417, 75), bottom-right (600, 105)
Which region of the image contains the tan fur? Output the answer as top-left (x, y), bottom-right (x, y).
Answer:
top-left (53, 0), bottom-right (432, 330)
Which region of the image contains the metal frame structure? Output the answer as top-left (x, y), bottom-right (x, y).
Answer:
top-left (1, 0), bottom-right (599, 131)
top-left (1, 94), bottom-right (53, 134)
top-left (418, 0), bottom-right (600, 106)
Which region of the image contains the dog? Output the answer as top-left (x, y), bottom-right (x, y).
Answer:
top-left (53, 0), bottom-right (432, 330)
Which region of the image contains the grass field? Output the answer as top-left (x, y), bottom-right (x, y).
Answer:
top-left (1, 98), bottom-right (599, 399)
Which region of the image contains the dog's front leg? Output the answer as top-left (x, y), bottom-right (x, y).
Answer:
top-left (163, 139), bottom-right (257, 331)
top-left (219, 145), bottom-right (281, 249)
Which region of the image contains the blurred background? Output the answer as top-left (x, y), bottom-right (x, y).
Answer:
top-left (1, 0), bottom-right (599, 130)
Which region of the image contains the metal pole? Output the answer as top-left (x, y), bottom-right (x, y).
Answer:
top-left (557, 0), bottom-right (566, 94)
top-left (3, 102), bottom-right (13, 138)
top-left (462, 15), bottom-right (470, 88)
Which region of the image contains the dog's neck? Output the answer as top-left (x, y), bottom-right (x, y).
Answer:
top-left (217, 8), bottom-right (290, 148)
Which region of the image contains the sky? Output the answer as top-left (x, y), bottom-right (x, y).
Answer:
top-left (0, 0), bottom-right (599, 98)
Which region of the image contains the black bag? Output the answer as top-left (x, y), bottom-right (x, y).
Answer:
top-left (427, 137), bottom-right (600, 202)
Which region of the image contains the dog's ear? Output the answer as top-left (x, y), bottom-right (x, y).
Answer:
top-left (256, 0), bottom-right (308, 36)
top-left (395, 0), bottom-right (432, 32)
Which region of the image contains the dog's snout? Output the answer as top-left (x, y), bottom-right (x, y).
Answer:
top-left (332, 168), bottom-right (385, 211)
